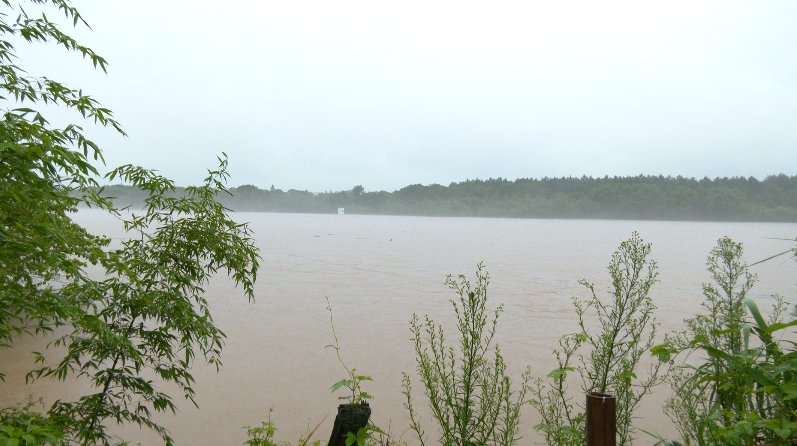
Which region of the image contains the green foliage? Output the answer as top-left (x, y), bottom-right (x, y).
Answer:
top-left (0, 0), bottom-right (122, 360)
top-left (344, 425), bottom-right (388, 446)
top-left (529, 232), bottom-right (662, 446)
top-left (107, 175), bottom-right (797, 222)
top-left (661, 237), bottom-right (756, 445)
top-left (245, 419), bottom-right (281, 446)
top-left (402, 263), bottom-right (531, 446)
top-left (658, 238), bottom-right (797, 445)
top-left (28, 158), bottom-right (258, 445)
top-left (242, 414), bottom-right (397, 446)
top-left (0, 404), bottom-right (63, 446)
top-left (0, 1), bottom-right (260, 444)
top-left (243, 410), bottom-right (323, 446)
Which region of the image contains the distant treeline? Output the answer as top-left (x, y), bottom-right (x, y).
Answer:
top-left (99, 174), bottom-right (797, 222)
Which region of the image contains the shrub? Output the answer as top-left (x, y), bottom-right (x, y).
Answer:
top-left (530, 232), bottom-right (662, 446)
top-left (402, 263), bottom-right (531, 446)
top-left (657, 237), bottom-right (797, 445)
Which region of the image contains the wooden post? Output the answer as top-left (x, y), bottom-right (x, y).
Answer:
top-left (586, 391), bottom-right (616, 446)
top-left (328, 402), bottom-right (371, 446)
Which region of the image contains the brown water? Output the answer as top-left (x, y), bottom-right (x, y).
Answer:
top-left (2, 211), bottom-right (795, 445)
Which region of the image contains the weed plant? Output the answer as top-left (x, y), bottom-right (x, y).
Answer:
top-left (402, 263), bottom-right (531, 446)
top-left (655, 237), bottom-right (797, 445)
top-left (529, 232), bottom-right (662, 446)
top-left (244, 409), bottom-right (323, 446)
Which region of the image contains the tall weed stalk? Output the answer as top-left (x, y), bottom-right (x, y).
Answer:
top-left (530, 232), bottom-right (662, 446)
top-left (402, 263), bottom-right (531, 446)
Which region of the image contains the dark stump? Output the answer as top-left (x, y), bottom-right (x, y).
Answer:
top-left (328, 402), bottom-right (371, 446)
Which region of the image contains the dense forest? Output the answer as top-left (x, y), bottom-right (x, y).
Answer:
top-left (100, 174), bottom-right (797, 222)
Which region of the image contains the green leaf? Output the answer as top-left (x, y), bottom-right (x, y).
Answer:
top-left (331, 379), bottom-right (353, 392)
top-left (650, 344), bottom-right (677, 362)
top-left (547, 367), bottom-right (573, 379)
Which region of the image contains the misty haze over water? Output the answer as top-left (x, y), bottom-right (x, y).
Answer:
top-left (99, 174), bottom-right (797, 222)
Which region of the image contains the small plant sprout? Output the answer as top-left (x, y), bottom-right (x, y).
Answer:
top-left (243, 409), bottom-right (325, 446)
top-left (325, 298), bottom-right (374, 405)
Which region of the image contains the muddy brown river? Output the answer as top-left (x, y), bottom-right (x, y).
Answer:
top-left (2, 211), bottom-right (795, 445)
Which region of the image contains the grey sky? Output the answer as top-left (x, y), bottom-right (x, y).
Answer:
top-left (21, 0), bottom-right (797, 192)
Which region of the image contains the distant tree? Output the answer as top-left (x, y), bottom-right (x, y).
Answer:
top-left (237, 184), bottom-right (262, 193)
top-left (85, 175), bottom-right (797, 222)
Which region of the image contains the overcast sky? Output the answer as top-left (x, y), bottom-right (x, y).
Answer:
top-left (20, 0), bottom-right (797, 192)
